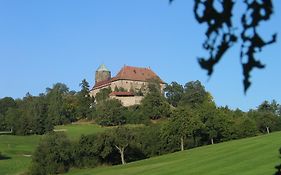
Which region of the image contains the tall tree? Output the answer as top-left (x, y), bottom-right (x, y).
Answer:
top-left (163, 107), bottom-right (203, 151)
top-left (179, 80), bottom-right (211, 108)
top-left (46, 83), bottom-right (70, 125)
top-left (141, 80), bottom-right (171, 120)
top-left (164, 81), bottom-right (184, 107)
top-left (77, 79), bottom-right (94, 119)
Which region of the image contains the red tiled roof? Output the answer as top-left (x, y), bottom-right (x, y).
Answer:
top-left (116, 66), bottom-right (163, 82)
top-left (93, 66), bottom-right (164, 90)
top-left (93, 79), bottom-right (112, 89)
top-left (109, 91), bottom-right (134, 96)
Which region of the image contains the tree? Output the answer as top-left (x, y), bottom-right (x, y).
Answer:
top-left (140, 80), bottom-right (171, 120)
top-left (30, 132), bottom-right (72, 175)
top-left (170, 0), bottom-right (277, 93)
top-left (197, 102), bottom-right (218, 144)
top-left (246, 100), bottom-right (281, 134)
top-left (140, 92), bottom-right (171, 120)
top-left (258, 100), bottom-right (280, 116)
top-left (27, 95), bottom-right (53, 134)
top-left (233, 116), bottom-right (258, 138)
top-left (46, 83), bottom-right (71, 125)
top-left (163, 107), bottom-right (203, 151)
top-left (164, 81), bottom-right (184, 107)
top-left (5, 108), bottom-right (30, 135)
top-left (0, 97), bottom-right (17, 131)
top-left (110, 127), bottom-right (135, 164)
top-left (133, 125), bottom-right (163, 157)
top-left (76, 79), bottom-right (94, 119)
top-left (95, 99), bottom-right (126, 126)
top-left (0, 97), bottom-right (16, 116)
top-left (124, 105), bottom-right (150, 125)
top-left (179, 80), bottom-right (211, 108)
top-left (95, 87), bottom-right (112, 103)
top-left (73, 134), bottom-right (104, 167)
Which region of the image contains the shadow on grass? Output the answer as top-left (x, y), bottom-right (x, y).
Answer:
top-left (0, 154), bottom-right (11, 160)
top-left (274, 164), bottom-right (281, 175)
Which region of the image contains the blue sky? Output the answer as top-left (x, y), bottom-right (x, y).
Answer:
top-left (0, 0), bottom-right (280, 111)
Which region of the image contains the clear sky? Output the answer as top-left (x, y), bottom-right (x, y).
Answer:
top-left (0, 0), bottom-right (280, 111)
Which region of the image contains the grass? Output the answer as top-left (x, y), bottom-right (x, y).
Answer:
top-left (67, 132), bottom-right (281, 175)
top-left (54, 123), bottom-right (107, 140)
top-left (0, 135), bottom-right (40, 175)
top-left (0, 123), bottom-right (107, 175)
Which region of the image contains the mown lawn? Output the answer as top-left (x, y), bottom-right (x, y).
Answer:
top-left (0, 123), bottom-right (107, 175)
top-left (0, 135), bottom-right (40, 175)
top-left (67, 132), bottom-right (281, 175)
top-left (54, 123), bottom-right (107, 140)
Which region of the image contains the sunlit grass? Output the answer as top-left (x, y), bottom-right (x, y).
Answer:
top-left (67, 132), bottom-right (281, 175)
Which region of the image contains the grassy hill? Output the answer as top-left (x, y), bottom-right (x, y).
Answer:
top-left (1, 126), bottom-right (281, 175)
top-left (67, 132), bottom-right (281, 175)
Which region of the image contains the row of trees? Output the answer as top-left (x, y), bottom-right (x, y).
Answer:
top-left (1, 79), bottom-right (281, 139)
top-left (0, 80), bottom-right (93, 135)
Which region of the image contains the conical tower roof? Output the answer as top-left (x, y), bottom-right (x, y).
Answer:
top-left (97, 64), bottom-right (110, 72)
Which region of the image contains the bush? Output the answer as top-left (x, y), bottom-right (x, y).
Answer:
top-left (94, 99), bottom-right (126, 126)
top-left (30, 132), bottom-right (72, 175)
top-left (124, 105), bottom-right (150, 125)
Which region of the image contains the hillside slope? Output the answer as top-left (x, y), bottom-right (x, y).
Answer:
top-left (68, 132), bottom-right (281, 175)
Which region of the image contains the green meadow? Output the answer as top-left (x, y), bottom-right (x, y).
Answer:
top-left (54, 123), bottom-right (106, 140)
top-left (0, 135), bottom-right (40, 175)
top-left (67, 132), bottom-right (281, 175)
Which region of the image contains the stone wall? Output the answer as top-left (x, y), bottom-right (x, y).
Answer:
top-left (110, 96), bottom-right (143, 107)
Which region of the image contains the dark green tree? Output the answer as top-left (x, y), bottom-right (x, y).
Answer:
top-left (76, 79), bottom-right (94, 119)
top-left (140, 80), bottom-right (171, 120)
top-left (163, 107), bottom-right (203, 151)
top-left (0, 97), bottom-right (16, 116)
top-left (95, 99), bottom-right (126, 126)
top-left (30, 132), bottom-right (73, 175)
top-left (46, 83), bottom-right (71, 125)
top-left (0, 97), bottom-right (17, 131)
top-left (179, 80), bottom-right (211, 108)
top-left (164, 81), bottom-right (184, 107)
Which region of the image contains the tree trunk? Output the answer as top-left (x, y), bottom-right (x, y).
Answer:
top-left (120, 148), bottom-right (125, 165)
top-left (180, 137), bottom-right (184, 151)
top-left (266, 126), bottom-right (270, 134)
top-left (211, 138), bottom-right (214, 145)
top-left (115, 145), bottom-right (126, 165)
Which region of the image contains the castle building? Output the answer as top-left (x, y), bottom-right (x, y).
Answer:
top-left (90, 64), bottom-right (165, 106)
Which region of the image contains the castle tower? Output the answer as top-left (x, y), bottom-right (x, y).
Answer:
top-left (95, 64), bottom-right (111, 83)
